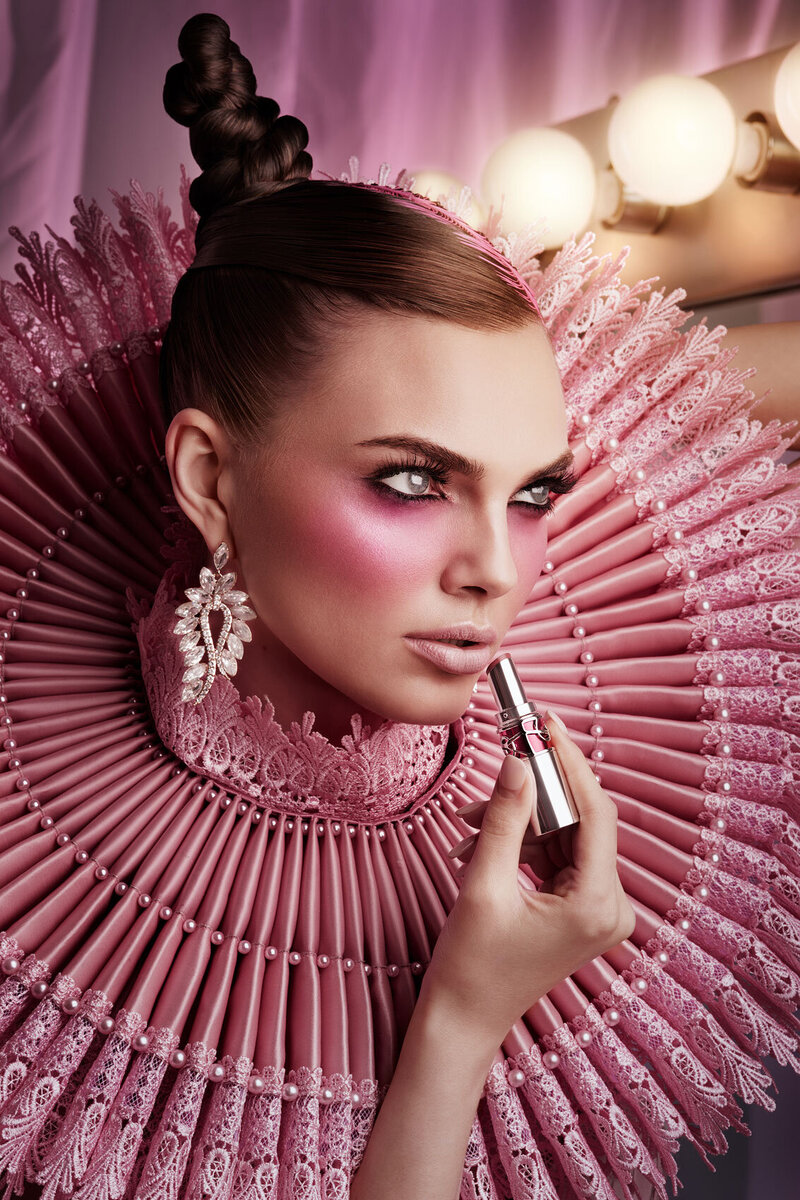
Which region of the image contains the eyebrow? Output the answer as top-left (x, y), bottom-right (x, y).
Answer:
top-left (356, 434), bottom-right (576, 489)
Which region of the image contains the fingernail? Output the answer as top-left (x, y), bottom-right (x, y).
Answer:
top-left (454, 801), bottom-right (482, 817)
top-left (447, 834), bottom-right (476, 859)
top-left (499, 754), bottom-right (527, 791)
top-left (545, 709), bottom-right (567, 734)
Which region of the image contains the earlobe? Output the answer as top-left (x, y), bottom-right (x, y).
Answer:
top-left (164, 408), bottom-right (235, 556)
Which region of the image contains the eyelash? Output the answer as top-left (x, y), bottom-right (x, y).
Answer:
top-left (368, 455), bottom-right (569, 515)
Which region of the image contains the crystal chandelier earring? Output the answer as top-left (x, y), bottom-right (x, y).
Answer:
top-left (173, 541), bottom-right (256, 703)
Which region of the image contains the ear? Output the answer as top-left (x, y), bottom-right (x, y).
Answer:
top-left (164, 408), bottom-right (237, 557)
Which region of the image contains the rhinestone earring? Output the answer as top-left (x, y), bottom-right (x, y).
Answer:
top-left (173, 541), bottom-right (256, 703)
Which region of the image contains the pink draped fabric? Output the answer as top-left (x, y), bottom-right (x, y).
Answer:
top-left (2, 0), bottom-right (800, 278)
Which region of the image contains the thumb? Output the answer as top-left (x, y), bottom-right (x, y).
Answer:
top-left (468, 754), bottom-right (534, 884)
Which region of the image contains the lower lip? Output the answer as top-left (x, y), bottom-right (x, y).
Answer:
top-left (403, 637), bottom-right (494, 675)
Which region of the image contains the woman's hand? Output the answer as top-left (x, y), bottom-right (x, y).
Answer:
top-left (421, 710), bottom-right (635, 1047)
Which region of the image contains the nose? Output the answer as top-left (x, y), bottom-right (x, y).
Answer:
top-left (440, 503), bottom-right (519, 598)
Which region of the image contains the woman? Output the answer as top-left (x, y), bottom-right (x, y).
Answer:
top-left (0, 13), bottom-right (798, 1200)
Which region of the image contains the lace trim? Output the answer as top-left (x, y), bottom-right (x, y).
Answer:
top-left (132, 562), bottom-right (451, 819)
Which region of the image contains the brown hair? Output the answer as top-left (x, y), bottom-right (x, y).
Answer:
top-left (160, 13), bottom-right (542, 447)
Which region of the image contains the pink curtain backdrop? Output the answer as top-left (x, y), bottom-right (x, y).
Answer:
top-left (1, 3), bottom-right (800, 1197)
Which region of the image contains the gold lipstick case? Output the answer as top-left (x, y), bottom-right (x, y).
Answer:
top-left (487, 652), bottom-right (580, 840)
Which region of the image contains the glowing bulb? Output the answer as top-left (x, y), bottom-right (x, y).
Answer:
top-left (408, 170), bottom-right (486, 229)
top-left (775, 42), bottom-right (800, 151)
top-left (608, 74), bottom-right (736, 204)
top-left (481, 128), bottom-right (596, 248)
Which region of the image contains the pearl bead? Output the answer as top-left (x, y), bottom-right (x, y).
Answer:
top-left (210, 930), bottom-right (225, 945)
top-left (714, 707), bottom-right (730, 722)
top-left (591, 748), bottom-right (605, 761)
top-left (677, 917), bottom-right (692, 932)
top-left (348, 825), bottom-right (356, 837)
top-left (209, 1063), bottom-right (226, 1082)
top-left (18, 778), bottom-right (30, 790)
top-left (56, 833), bottom-right (70, 846)
top-left (578, 413), bottom-right (591, 428)
top-left (6, 608), bottom-right (18, 620)
top-left (98, 1016), bottom-right (115, 1034)
top-left (632, 468), bottom-right (646, 483)
top-left (183, 919), bottom-right (196, 933)
top-left (26, 797), bottom-right (39, 810)
top-left (1, 956), bottom-right (20, 974)
top-left (248, 1074), bottom-right (266, 1094)
top-left (602, 1007), bottom-right (621, 1026)
top-left (133, 1033), bottom-right (150, 1051)
top-left (631, 977), bottom-right (648, 994)
top-left (603, 437), bottom-right (619, 453)
top-left (573, 625), bottom-right (587, 639)
top-left (717, 781), bottom-right (732, 794)
top-left (713, 817), bottom-right (727, 833)
top-left (343, 958), bottom-right (355, 972)
top-left (95, 866), bottom-right (108, 879)
top-left (159, 906), bottom-right (172, 920)
top-left (565, 603), bottom-right (579, 617)
top-left (585, 674), bottom-right (599, 688)
top-left (364, 964), bottom-right (372, 975)
top-left (576, 1029), bottom-right (592, 1047)
top-left (655, 950), bottom-right (669, 965)
top-left (75, 850), bottom-right (89, 864)
top-left (705, 635), bottom-right (721, 651)
top-left (387, 964), bottom-right (399, 977)
top-left (694, 884), bottom-right (709, 900)
top-left (62, 997), bottom-right (80, 1013)
top-left (332, 823), bottom-right (341, 834)
top-left (138, 893), bottom-right (152, 907)
top-left (288, 951), bottom-right (302, 965)
top-left (710, 671), bottom-right (725, 686)
top-left (286, 819), bottom-right (294, 831)
top-left (508, 1068), bottom-right (526, 1087)
top-left (320, 1087), bottom-right (335, 1103)
top-left (282, 1083), bottom-right (299, 1100)
top-left (169, 1049), bottom-right (187, 1069)
top-left (542, 1051), bottom-right (560, 1070)
top-left (317, 954), bottom-right (330, 968)
top-left (580, 651), bottom-right (594, 664)
top-left (717, 743), bottom-right (732, 757)
top-left (709, 852), bottom-right (721, 864)
top-left (350, 1091), bottom-right (361, 1106)
top-left (542, 560), bottom-right (555, 574)
top-left (651, 499), bottom-right (667, 514)
top-left (265, 946), bottom-right (278, 959)
top-left (666, 529), bottom-right (683, 545)
top-left (411, 961), bottom-right (424, 975)
top-left (590, 724), bottom-right (604, 738)
top-left (589, 700), bottom-right (603, 713)
top-left (30, 980), bottom-right (49, 997)
top-left (695, 599), bottom-right (711, 614)
top-left (238, 940), bottom-right (252, 954)
top-left (684, 567), bottom-right (699, 582)
top-left (555, 581), bottom-right (568, 595)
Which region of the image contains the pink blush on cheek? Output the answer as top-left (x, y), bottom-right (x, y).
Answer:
top-left (509, 514), bottom-right (549, 589)
top-left (297, 494), bottom-right (442, 589)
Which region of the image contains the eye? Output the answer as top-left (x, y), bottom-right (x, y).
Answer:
top-left (512, 483), bottom-right (552, 508)
top-left (381, 467), bottom-right (438, 498)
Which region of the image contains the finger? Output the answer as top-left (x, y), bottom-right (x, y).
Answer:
top-left (466, 754), bottom-right (535, 885)
top-left (544, 710), bottom-right (619, 894)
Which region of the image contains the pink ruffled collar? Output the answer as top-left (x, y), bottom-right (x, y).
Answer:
top-left (133, 563), bottom-right (460, 819)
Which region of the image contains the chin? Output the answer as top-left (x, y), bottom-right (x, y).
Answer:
top-left (368, 674), bottom-right (478, 727)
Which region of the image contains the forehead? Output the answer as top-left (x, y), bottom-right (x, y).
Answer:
top-left (305, 312), bottom-right (567, 454)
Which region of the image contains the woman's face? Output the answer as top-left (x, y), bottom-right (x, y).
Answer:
top-left (219, 311), bottom-right (571, 731)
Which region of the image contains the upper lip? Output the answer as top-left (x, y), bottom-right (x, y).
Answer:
top-left (405, 624), bottom-right (497, 645)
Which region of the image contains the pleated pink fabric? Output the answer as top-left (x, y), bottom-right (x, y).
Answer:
top-left (0, 159), bottom-right (799, 1200)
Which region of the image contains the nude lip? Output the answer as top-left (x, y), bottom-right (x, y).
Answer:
top-left (403, 637), bottom-right (495, 675)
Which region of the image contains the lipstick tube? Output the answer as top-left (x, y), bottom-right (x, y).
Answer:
top-left (487, 652), bottom-right (580, 840)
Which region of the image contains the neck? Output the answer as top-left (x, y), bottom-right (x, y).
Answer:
top-left (231, 621), bottom-right (388, 744)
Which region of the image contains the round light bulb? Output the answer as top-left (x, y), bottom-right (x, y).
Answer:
top-left (481, 128), bottom-right (596, 248)
top-left (775, 42), bottom-right (800, 151)
top-left (408, 169), bottom-right (486, 229)
top-left (608, 74), bottom-right (736, 204)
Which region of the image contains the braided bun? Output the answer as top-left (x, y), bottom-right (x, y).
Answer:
top-left (163, 13), bottom-right (313, 217)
